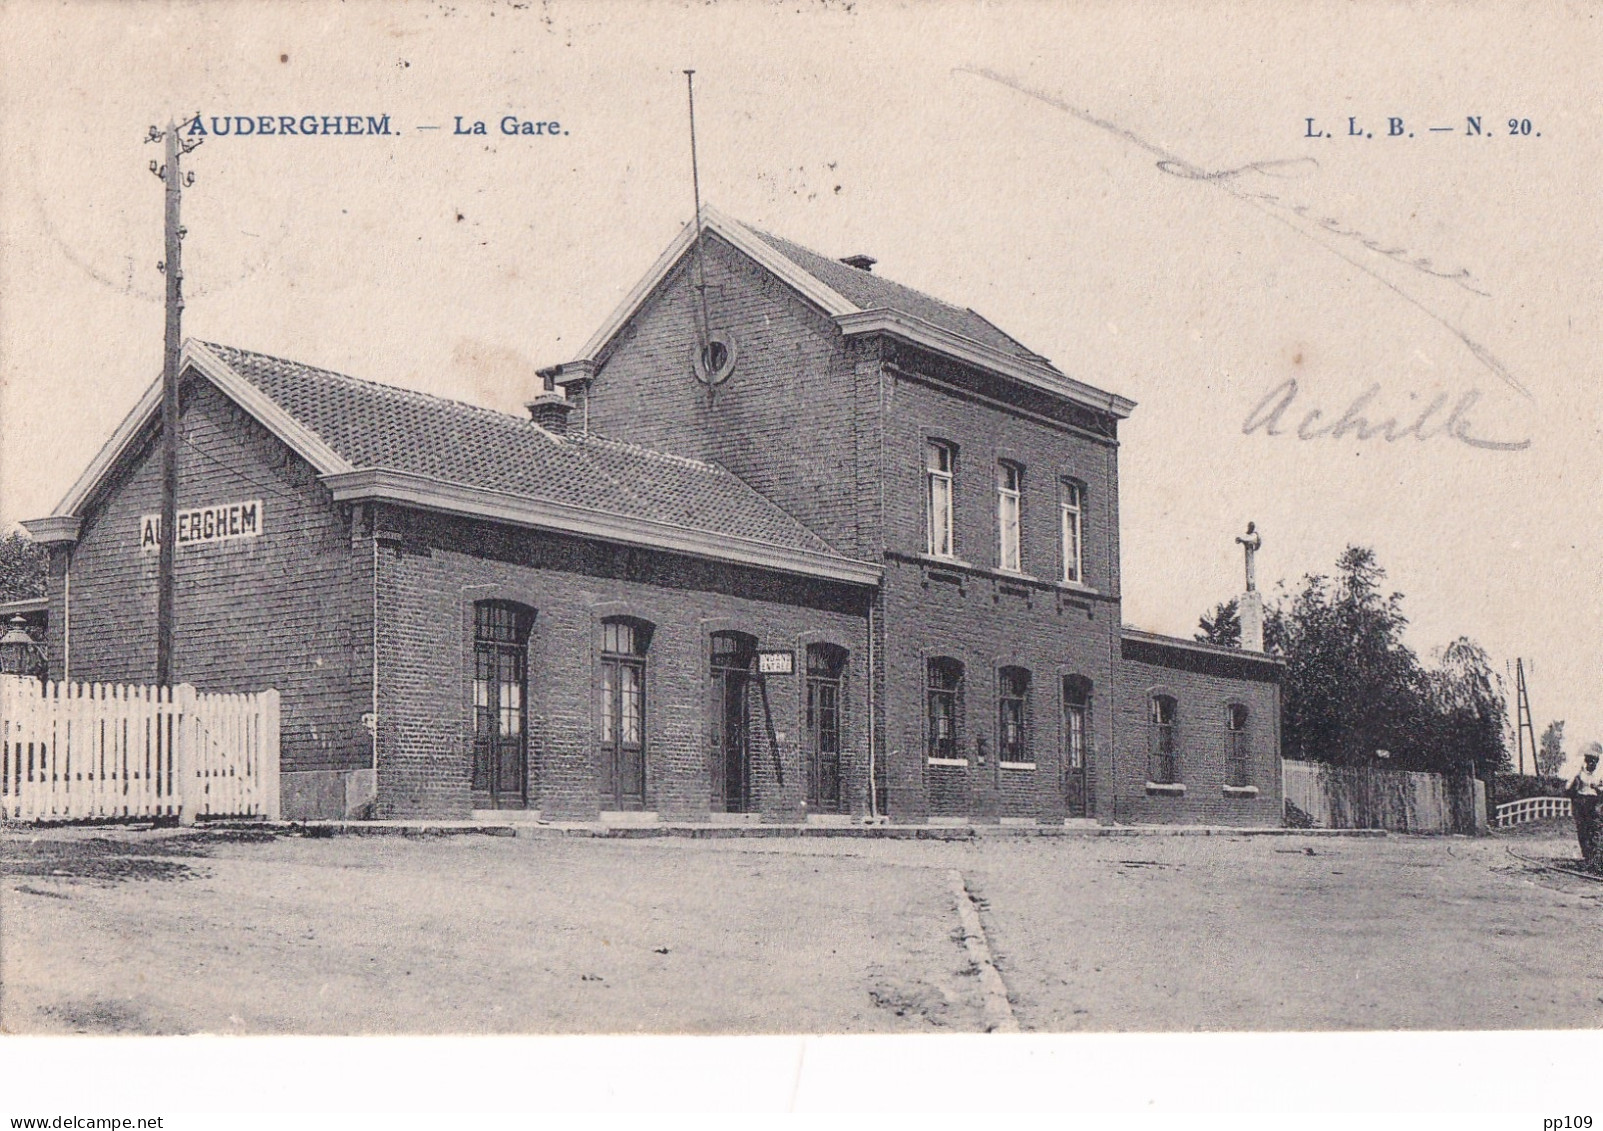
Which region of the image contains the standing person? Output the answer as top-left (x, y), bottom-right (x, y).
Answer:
top-left (1565, 743), bottom-right (1603, 870)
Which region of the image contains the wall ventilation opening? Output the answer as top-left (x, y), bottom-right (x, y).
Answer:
top-left (692, 332), bottom-right (738, 385)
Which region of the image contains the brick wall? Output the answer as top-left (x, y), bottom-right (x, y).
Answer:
top-left (1113, 640), bottom-right (1283, 825)
top-left (879, 363), bottom-right (1120, 593)
top-left (370, 505), bottom-right (870, 821)
top-left (878, 558), bottom-right (1118, 823)
top-left (44, 378), bottom-right (369, 777)
top-left (873, 360), bottom-right (1124, 823)
top-left (577, 239), bottom-right (1138, 825)
top-left (580, 234), bottom-right (881, 560)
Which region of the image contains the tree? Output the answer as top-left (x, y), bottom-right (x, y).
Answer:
top-left (1275, 546), bottom-right (1431, 767)
top-left (1425, 637), bottom-right (1511, 779)
top-left (1538, 720), bottom-right (1566, 778)
top-left (1218, 544), bottom-right (1509, 776)
top-left (1195, 598), bottom-right (1240, 647)
top-left (0, 530), bottom-right (46, 602)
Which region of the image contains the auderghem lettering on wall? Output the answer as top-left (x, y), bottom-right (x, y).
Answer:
top-left (139, 501), bottom-right (262, 551)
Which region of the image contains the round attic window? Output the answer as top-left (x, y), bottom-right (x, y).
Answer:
top-left (691, 332), bottom-right (738, 385)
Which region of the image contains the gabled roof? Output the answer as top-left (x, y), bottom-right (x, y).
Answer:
top-left (559, 205), bottom-right (1135, 419)
top-left (744, 227), bottom-right (1053, 369)
top-left (25, 341), bottom-right (879, 586)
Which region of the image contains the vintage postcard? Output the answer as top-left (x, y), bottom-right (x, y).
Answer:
top-left (1, 0), bottom-right (1598, 1120)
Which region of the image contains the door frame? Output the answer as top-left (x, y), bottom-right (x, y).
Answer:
top-left (598, 618), bottom-right (650, 810)
top-left (1062, 674), bottom-right (1092, 818)
top-left (469, 600), bottom-right (533, 810)
top-left (709, 631), bottom-right (756, 813)
top-left (804, 642), bottom-right (847, 813)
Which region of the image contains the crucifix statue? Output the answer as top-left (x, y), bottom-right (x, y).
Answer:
top-left (1235, 521), bottom-right (1262, 592)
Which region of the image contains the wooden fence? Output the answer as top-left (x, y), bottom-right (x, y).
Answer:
top-left (1282, 759), bottom-right (1484, 835)
top-left (0, 675), bottom-right (279, 823)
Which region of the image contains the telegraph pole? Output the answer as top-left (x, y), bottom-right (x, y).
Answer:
top-left (147, 119), bottom-right (200, 686)
top-left (1514, 658), bottom-right (1537, 777)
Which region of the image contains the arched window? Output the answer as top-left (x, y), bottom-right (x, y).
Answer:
top-left (927, 657), bottom-right (964, 762)
top-left (1226, 703), bottom-right (1250, 787)
top-left (599, 617), bottom-right (652, 810)
top-left (1149, 693), bottom-right (1179, 784)
top-left (805, 644), bottom-right (847, 810)
top-left (998, 666), bottom-right (1031, 765)
top-left (472, 601), bottom-right (533, 807)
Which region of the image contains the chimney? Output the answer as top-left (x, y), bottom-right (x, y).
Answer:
top-left (840, 254), bottom-right (876, 272)
top-left (526, 389), bottom-right (573, 435)
top-left (563, 377), bottom-right (591, 435)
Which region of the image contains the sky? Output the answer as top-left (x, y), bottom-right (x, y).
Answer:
top-left (2, 0), bottom-right (1599, 766)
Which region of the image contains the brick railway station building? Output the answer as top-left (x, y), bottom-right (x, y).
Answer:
top-left (23, 208), bottom-right (1283, 824)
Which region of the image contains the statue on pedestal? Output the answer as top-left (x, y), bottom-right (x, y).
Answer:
top-left (1235, 522), bottom-right (1262, 593)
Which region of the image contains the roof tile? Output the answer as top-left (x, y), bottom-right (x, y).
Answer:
top-left (204, 343), bottom-right (843, 559)
top-left (742, 225), bottom-right (1060, 370)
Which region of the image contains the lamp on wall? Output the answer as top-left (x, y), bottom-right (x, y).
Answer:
top-left (0, 616), bottom-right (45, 679)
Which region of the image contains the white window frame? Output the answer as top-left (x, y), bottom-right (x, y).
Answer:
top-left (997, 462), bottom-right (1022, 573)
top-left (926, 441), bottom-right (955, 559)
top-left (1060, 480), bottom-right (1084, 585)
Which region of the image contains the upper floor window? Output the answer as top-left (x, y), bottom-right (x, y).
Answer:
top-left (927, 657), bottom-right (964, 762)
top-left (998, 666), bottom-right (1030, 766)
top-left (997, 462), bottom-right (1023, 573)
top-left (927, 441), bottom-right (955, 559)
top-left (1226, 703), bottom-right (1251, 787)
top-left (1149, 694), bottom-right (1178, 784)
top-left (1060, 480), bottom-right (1084, 585)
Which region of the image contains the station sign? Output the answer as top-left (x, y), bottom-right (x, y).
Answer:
top-left (140, 500), bottom-right (263, 551)
top-left (757, 650), bottom-right (794, 675)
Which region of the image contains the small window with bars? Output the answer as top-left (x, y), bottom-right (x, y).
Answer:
top-left (1226, 703), bottom-right (1250, 787)
top-left (998, 666), bottom-right (1030, 765)
top-left (1149, 694), bottom-right (1178, 784)
top-left (927, 657), bottom-right (963, 762)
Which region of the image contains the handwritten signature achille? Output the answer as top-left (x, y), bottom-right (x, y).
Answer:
top-left (1242, 379), bottom-right (1530, 451)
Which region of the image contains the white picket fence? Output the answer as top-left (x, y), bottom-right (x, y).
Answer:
top-left (0, 674), bottom-right (280, 823)
top-left (1494, 795), bottom-right (1572, 829)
